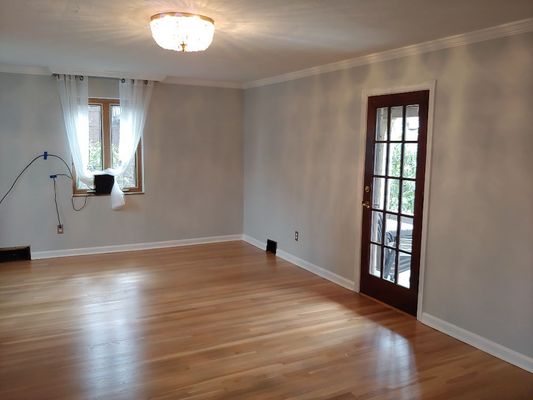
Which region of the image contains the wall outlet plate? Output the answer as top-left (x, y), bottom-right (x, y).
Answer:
top-left (294, 231), bottom-right (299, 241)
top-left (57, 224), bottom-right (63, 234)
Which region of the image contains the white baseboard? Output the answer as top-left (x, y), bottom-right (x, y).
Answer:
top-left (241, 234), bottom-right (265, 250)
top-left (242, 235), bottom-right (355, 291)
top-left (420, 313), bottom-right (533, 373)
top-left (32, 234), bottom-right (243, 260)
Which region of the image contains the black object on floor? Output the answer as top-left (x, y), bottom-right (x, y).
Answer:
top-left (266, 239), bottom-right (277, 254)
top-left (0, 246), bottom-right (31, 263)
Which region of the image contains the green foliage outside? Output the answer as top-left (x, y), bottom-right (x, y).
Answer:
top-left (388, 145), bottom-right (417, 214)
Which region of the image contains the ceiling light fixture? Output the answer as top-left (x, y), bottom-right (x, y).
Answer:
top-left (150, 12), bottom-right (215, 52)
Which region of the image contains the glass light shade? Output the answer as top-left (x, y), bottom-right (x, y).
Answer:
top-left (150, 12), bottom-right (215, 52)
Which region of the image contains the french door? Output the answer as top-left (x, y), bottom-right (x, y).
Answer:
top-left (360, 91), bottom-right (429, 316)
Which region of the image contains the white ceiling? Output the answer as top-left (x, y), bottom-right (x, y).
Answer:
top-left (1, 0), bottom-right (532, 85)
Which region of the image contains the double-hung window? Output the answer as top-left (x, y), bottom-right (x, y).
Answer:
top-left (74, 98), bottom-right (143, 195)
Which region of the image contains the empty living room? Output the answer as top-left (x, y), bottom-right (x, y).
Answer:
top-left (0, 1), bottom-right (532, 399)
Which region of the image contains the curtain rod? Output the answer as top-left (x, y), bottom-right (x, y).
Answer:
top-left (53, 74), bottom-right (151, 84)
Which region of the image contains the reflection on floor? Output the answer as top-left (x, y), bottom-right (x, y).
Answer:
top-left (0, 241), bottom-right (531, 400)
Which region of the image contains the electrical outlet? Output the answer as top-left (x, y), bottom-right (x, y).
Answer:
top-left (57, 224), bottom-right (63, 234)
top-left (294, 231), bottom-right (299, 241)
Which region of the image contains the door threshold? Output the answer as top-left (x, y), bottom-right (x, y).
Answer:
top-left (358, 292), bottom-right (417, 319)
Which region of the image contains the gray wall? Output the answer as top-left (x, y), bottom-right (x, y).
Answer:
top-left (0, 74), bottom-right (243, 251)
top-left (244, 32), bottom-right (533, 357)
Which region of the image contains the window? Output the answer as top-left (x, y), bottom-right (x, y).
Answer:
top-left (74, 98), bottom-right (143, 195)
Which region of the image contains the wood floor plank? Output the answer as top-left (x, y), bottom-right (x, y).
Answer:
top-left (0, 241), bottom-right (531, 399)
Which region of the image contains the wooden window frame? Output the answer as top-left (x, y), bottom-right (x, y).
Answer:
top-left (73, 98), bottom-right (143, 196)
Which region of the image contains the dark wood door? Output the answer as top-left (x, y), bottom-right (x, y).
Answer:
top-left (360, 91), bottom-right (429, 316)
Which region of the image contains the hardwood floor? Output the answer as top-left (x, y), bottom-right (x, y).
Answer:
top-left (0, 241), bottom-right (531, 399)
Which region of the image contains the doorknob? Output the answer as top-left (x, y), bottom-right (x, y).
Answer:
top-left (362, 200), bottom-right (371, 209)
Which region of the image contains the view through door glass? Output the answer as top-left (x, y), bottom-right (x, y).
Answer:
top-left (360, 91), bottom-right (429, 315)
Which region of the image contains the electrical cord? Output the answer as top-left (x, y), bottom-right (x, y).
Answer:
top-left (71, 193), bottom-right (88, 212)
top-left (52, 173), bottom-right (88, 212)
top-left (0, 154), bottom-right (43, 206)
top-left (0, 152), bottom-right (88, 212)
top-left (52, 177), bottom-right (62, 227)
top-left (47, 154), bottom-right (74, 179)
top-left (54, 173), bottom-right (72, 179)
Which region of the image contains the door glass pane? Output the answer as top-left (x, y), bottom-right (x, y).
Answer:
top-left (374, 143), bottom-right (387, 176)
top-left (388, 143), bottom-right (402, 177)
top-left (401, 181), bottom-right (416, 215)
top-left (110, 105), bottom-right (137, 189)
top-left (398, 253), bottom-right (411, 288)
top-left (376, 107), bottom-right (388, 141)
top-left (371, 211), bottom-right (383, 243)
top-left (372, 177), bottom-right (385, 209)
top-left (384, 213), bottom-right (398, 248)
top-left (383, 249), bottom-right (396, 283)
top-left (369, 244), bottom-right (382, 277)
top-left (390, 106), bottom-right (403, 141)
top-left (386, 178), bottom-right (399, 212)
top-left (405, 105), bottom-right (419, 141)
top-left (403, 143), bottom-right (418, 179)
top-left (399, 216), bottom-right (413, 253)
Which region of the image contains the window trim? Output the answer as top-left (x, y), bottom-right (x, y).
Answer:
top-left (73, 98), bottom-right (143, 196)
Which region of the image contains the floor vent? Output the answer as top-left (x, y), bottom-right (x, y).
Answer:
top-left (0, 246), bottom-right (31, 263)
top-left (266, 239), bottom-right (277, 254)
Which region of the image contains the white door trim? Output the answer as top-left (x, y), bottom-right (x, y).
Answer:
top-left (354, 80), bottom-right (436, 320)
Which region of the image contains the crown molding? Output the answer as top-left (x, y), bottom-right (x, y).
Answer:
top-left (162, 76), bottom-right (243, 89)
top-left (0, 64), bottom-right (168, 82)
top-left (49, 68), bottom-right (167, 82)
top-left (243, 18), bottom-right (533, 89)
top-left (0, 64), bottom-right (50, 75)
top-left (0, 63), bottom-right (243, 88)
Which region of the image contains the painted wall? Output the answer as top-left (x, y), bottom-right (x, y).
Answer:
top-left (0, 74), bottom-right (243, 251)
top-left (244, 32), bottom-right (533, 357)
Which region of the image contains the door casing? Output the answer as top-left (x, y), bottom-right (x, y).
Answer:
top-left (354, 81), bottom-right (436, 320)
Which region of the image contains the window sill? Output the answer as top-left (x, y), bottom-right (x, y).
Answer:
top-left (73, 190), bottom-right (145, 197)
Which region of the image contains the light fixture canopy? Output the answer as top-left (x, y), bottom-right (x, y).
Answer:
top-left (150, 12), bottom-right (215, 52)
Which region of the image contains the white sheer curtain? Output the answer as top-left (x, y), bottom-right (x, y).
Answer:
top-left (110, 79), bottom-right (153, 209)
top-left (56, 75), bottom-right (92, 186)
